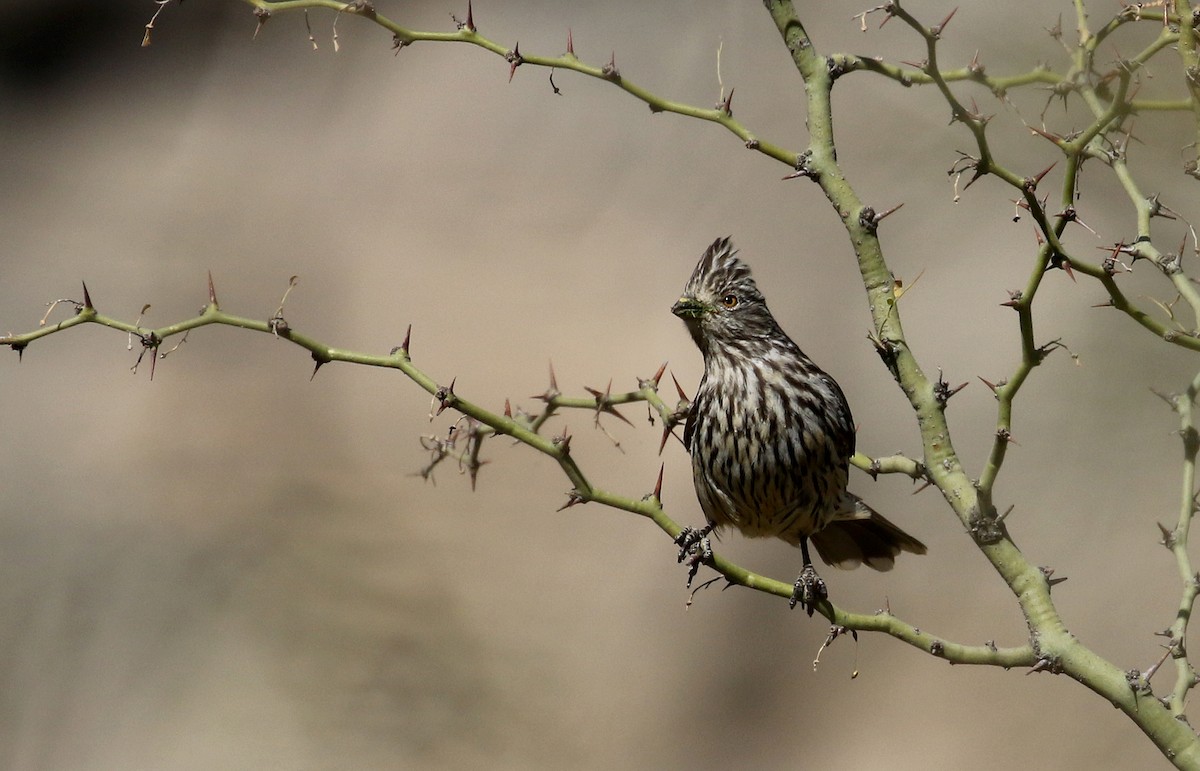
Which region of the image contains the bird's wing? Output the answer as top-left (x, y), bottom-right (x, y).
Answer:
top-left (681, 395), bottom-right (700, 452)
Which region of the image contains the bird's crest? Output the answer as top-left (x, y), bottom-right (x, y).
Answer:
top-left (683, 236), bottom-right (758, 300)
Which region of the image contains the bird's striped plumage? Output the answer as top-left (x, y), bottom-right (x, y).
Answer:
top-left (673, 237), bottom-right (925, 584)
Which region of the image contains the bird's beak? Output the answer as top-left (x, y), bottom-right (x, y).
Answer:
top-left (672, 297), bottom-right (707, 319)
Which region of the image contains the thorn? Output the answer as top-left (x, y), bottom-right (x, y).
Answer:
top-left (931, 6), bottom-right (958, 37)
top-left (508, 42), bottom-right (522, 82)
top-left (504, 398), bottom-right (512, 418)
top-left (206, 271), bottom-right (218, 308)
top-left (996, 504), bottom-right (1014, 523)
top-left (81, 282), bottom-right (93, 310)
top-left (310, 355), bottom-right (326, 381)
top-left (996, 427), bottom-right (1019, 445)
top-left (532, 361), bottom-right (561, 403)
top-left (1027, 657), bottom-right (1059, 675)
top-left (397, 324), bottom-right (412, 356)
top-left (911, 479), bottom-right (933, 496)
top-left (590, 378), bottom-right (633, 427)
top-left (671, 371), bottom-right (689, 402)
top-left (602, 51), bottom-right (620, 80)
top-left (1150, 388), bottom-right (1180, 410)
top-left (934, 368), bottom-right (969, 405)
top-left (658, 424), bottom-right (677, 455)
top-left (1025, 161), bottom-right (1057, 191)
top-left (253, 7), bottom-right (271, 39)
top-left (1158, 521), bottom-right (1176, 547)
top-left (566, 27), bottom-right (574, 56)
top-left (466, 0), bottom-right (474, 31)
top-left (1062, 260), bottom-right (1076, 282)
top-left (431, 377), bottom-right (457, 419)
top-left (979, 376), bottom-right (998, 394)
top-left (1046, 14), bottom-right (1062, 40)
top-left (1027, 124), bottom-right (1064, 145)
top-left (467, 457), bottom-right (488, 492)
top-left (554, 424), bottom-right (572, 454)
top-left (1000, 289), bottom-right (1023, 308)
top-left (874, 201), bottom-right (905, 223)
top-left (1040, 565), bottom-right (1068, 588)
top-left (639, 362), bottom-right (669, 391)
top-left (556, 489), bottom-right (585, 511)
top-left (968, 49), bottom-right (983, 76)
top-left (1033, 226), bottom-right (1044, 246)
top-left (653, 463), bottom-right (665, 501)
top-left (1147, 193), bottom-right (1180, 221)
top-left (722, 87), bottom-right (735, 115)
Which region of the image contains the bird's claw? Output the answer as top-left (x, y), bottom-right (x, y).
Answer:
top-left (675, 525), bottom-right (714, 588)
top-left (789, 563), bottom-right (827, 617)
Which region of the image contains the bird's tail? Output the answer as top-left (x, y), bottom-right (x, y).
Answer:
top-left (811, 494), bottom-right (927, 571)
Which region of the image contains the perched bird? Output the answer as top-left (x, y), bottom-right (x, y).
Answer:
top-left (671, 236), bottom-right (925, 615)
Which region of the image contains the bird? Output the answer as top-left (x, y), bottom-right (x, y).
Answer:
top-left (671, 236), bottom-right (926, 615)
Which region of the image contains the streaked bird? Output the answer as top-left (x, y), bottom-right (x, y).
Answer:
top-left (672, 236), bottom-right (925, 614)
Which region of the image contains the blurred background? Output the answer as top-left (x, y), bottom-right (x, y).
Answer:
top-left (2, 1), bottom-right (1198, 768)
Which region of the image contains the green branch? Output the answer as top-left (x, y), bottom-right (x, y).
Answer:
top-left (2, 281), bottom-right (1018, 666)
top-left (765, 1), bottom-right (1200, 765)
top-left (239, 0), bottom-right (798, 165)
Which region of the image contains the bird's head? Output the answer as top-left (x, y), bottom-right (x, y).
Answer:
top-left (672, 237), bottom-right (779, 355)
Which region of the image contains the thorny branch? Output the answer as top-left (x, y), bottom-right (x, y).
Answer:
top-left (1, 280), bottom-right (1021, 666)
top-left (760, 0), bottom-right (1200, 765)
top-left (77, 0), bottom-right (1200, 763)
top-left (1153, 369), bottom-right (1200, 717)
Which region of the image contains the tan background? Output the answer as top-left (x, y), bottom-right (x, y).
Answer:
top-left (2, 2), bottom-right (1198, 768)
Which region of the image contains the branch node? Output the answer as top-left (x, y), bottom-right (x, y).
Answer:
top-left (602, 51), bottom-right (621, 80)
top-left (933, 367), bottom-right (968, 407)
top-left (1158, 521), bottom-right (1177, 549)
top-left (649, 463), bottom-right (665, 502)
top-left (506, 43), bottom-right (523, 82)
top-left (930, 6), bottom-right (958, 38)
top-left (782, 150), bottom-right (815, 181)
top-left (557, 489), bottom-right (586, 511)
top-left (431, 377), bottom-right (458, 420)
top-left (532, 361), bottom-right (561, 403)
top-left (1039, 565), bottom-right (1068, 590)
top-left (1027, 656), bottom-right (1063, 675)
top-left (452, 0), bottom-right (475, 32)
top-left (553, 424), bottom-right (573, 454)
top-left (967, 506), bottom-right (1005, 545)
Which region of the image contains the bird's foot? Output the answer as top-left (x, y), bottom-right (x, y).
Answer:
top-left (789, 563), bottom-right (828, 617)
top-left (674, 524), bottom-right (714, 588)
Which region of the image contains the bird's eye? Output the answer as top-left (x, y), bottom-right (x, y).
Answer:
top-left (721, 293), bottom-right (739, 309)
